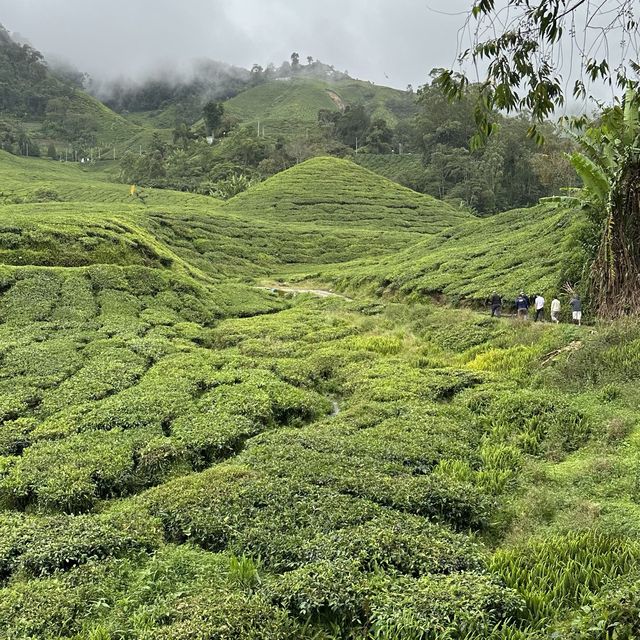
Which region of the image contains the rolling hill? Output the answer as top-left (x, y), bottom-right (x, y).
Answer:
top-left (223, 156), bottom-right (469, 232)
top-left (143, 156), bottom-right (470, 275)
top-left (2, 140), bottom-right (640, 640)
top-left (213, 76), bottom-right (416, 137)
top-left (0, 151), bottom-right (468, 281)
top-left (318, 201), bottom-right (587, 304)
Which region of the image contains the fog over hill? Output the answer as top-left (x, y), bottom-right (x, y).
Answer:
top-left (0, 0), bottom-right (462, 90)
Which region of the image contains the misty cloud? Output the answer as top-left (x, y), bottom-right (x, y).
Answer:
top-left (0, 0), bottom-right (463, 89)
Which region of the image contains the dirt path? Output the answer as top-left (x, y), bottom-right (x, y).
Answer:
top-left (257, 284), bottom-right (353, 301)
top-left (326, 89), bottom-right (346, 112)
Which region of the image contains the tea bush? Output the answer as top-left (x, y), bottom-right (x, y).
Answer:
top-left (368, 572), bottom-right (525, 639)
top-left (0, 149), bottom-right (639, 638)
top-left (0, 508), bottom-right (162, 579)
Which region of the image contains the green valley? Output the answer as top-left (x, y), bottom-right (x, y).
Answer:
top-left (1, 7), bottom-right (640, 638)
top-left (0, 142), bottom-right (639, 639)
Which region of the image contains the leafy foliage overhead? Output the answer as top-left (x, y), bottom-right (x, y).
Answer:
top-left (436, 1), bottom-right (639, 144)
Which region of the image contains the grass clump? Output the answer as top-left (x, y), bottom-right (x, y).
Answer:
top-left (492, 532), bottom-right (640, 625)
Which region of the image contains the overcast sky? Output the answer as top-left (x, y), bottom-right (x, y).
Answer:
top-left (0, 0), bottom-right (469, 89)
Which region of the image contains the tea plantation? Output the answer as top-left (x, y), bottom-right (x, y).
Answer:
top-left (1, 150), bottom-right (640, 639)
top-left (223, 77), bottom-right (416, 137)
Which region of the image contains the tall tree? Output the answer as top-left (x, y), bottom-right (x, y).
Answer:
top-left (437, 1), bottom-right (638, 144)
top-left (335, 105), bottom-right (370, 148)
top-left (365, 118), bottom-right (393, 153)
top-left (202, 101), bottom-right (224, 137)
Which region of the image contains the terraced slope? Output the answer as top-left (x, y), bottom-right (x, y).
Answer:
top-left (0, 150), bottom-right (578, 303)
top-left (354, 153), bottom-right (425, 189)
top-left (224, 156), bottom-right (470, 232)
top-left (4, 148), bottom-right (640, 639)
top-left (0, 150), bottom-right (216, 207)
top-left (0, 152), bottom-right (471, 283)
top-left (97, 155), bottom-right (471, 275)
top-left (205, 156), bottom-right (469, 268)
top-left (320, 202), bottom-right (586, 305)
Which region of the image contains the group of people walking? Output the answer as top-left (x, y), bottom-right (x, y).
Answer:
top-left (488, 291), bottom-right (582, 325)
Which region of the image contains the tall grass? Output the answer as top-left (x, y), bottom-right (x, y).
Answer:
top-left (492, 531), bottom-right (640, 623)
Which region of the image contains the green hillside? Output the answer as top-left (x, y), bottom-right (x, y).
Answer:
top-left (0, 152), bottom-right (467, 277)
top-left (59, 91), bottom-right (159, 149)
top-left (0, 23), bottom-right (163, 156)
top-left (319, 202), bottom-right (587, 304)
top-left (224, 77), bottom-right (416, 137)
top-left (224, 156), bottom-right (469, 231)
top-left (213, 156), bottom-right (470, 268)
top-left (2, 144), bottom-right (640, 639)
top-left (354, 153), bottom-right (425, 189)
top-left (0, 149), bottom-right (219, 207)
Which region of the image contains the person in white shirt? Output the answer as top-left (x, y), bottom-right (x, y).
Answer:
top-left (534, 294), bottom-right (545, 322)
top-left (550, 297), bottom-right (561, 323)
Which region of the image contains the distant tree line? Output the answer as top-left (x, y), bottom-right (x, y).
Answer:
top-left (0, 19), bottom-right (580, 215)
top-left (97, 53), bottom-right (350, 121)
top-left (0, 23), bottom-right (69, 119)
top-left (0, 23), bottom-right (104, 154)
top-left (98, 59), bottom-right (252, 118)
top-left (120, 80), bottom-right (579, 214)
top-left (410, 72), bottom-right (578, 214)
top-left (0, 119), bottom-right (41, 156)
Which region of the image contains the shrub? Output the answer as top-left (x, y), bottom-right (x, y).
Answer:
top-left (31, 186), bottom-right (61, 202)
top-left (0, 509), bottom-right (162, 579)
top-left (268, 559), bottom-right (366, 623)
top-left (0, 429), bottom-right (140, 512)
top-left (466, 389), bottom-right (591, 458)
top-left (369, 572), bottom-right (525, 639)
top-left (561, 571), bottom-right (640, 639)
top-left (302, 514), bottom-right (486, 576)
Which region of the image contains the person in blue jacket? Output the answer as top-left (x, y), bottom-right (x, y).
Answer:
top-left (515, 291), bottom-right (530, 320)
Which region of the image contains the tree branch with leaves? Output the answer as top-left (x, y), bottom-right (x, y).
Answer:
top-left (437, 1), bottom-right (640, 316)
top-left (436, 0), bottom-right (639, 145)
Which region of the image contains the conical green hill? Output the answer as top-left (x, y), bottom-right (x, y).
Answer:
top-left (224, 156), bottom-right (471, 235)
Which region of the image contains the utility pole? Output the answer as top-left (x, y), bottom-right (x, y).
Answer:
top-left (113, 146), bottom-right (116, 160)
top-left (355, 137), bottom-right (358, 155)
